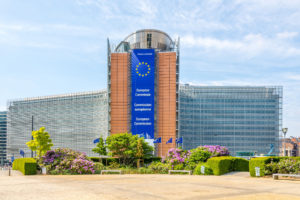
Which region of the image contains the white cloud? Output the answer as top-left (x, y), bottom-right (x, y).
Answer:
top-left (0, 106), bottom-right (6, 111)
top-left (285, 74), bottom-right (300, 81)
top-left (181, 33), bottom-right (300, 58)
top-left (277, 32), bottom-right (298, 39)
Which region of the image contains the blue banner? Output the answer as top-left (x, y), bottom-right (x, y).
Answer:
top-left (131, 49), bottom-right (155, 139)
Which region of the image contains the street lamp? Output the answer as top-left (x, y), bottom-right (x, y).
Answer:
top-left (282, 128), bottom-right (288, 156)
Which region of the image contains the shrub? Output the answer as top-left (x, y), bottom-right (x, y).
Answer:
top-left (194, 163), bottom-right (213, 175)
top-left (232, 157), bottom-right (249, 171)
top-left (41, 148), bottom-right (95, 174)
top-left (144, 157), bottom-right (161, 164)
top-left (148, 162), bottom-right (170, 174)
top-left (187, 147), bottom-right (212, 164)
top-left (249, 157), bottom-right (274, 177)
top-left (70, 159), bottom-right (95, 174)
top-left (184, 162), bottom-right (198, 171)
top-left (174, 163), bottom-right (184, 170)
top-left (138, 167), bottom-right (153, 174)
top-left (94, 162), bottom-right (105, 170)
top-left (163, 148), bottom-right (190, 169)
top-left (206, 156), bottom-right (233, 175)
top-left (107, 161), bottom-right (120, 169)
top-left (200, 145), bottom-right (230, 157)
top-left (12, 158), bottom-right (37, 175)
top-left (277, 159), bottom-right (300, 174)
top-left (120, 167), bottom-right (139, 174)
top-left (102, 158), bottom-right (119, 166)
top-left (265, 161), bottom-right (278, 175)
top-left (249, 157), bottom-right (298, 177)
top-left (264, 158), bottom-right (300, 175)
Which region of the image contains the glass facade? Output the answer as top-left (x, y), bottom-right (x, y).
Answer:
top-left (7, 91), bottom-right (108, 158)
top-left (179, 85), bottom-right (282, 155)
top-left (5, 84), bottom-right (282, 157)
top-left (0, 111), bottom-right (7, 165)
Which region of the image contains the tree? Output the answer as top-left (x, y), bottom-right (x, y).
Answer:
top-left (136, 138), bottom-right (144, 168)
top-left (26, 127), bottom-right (53, 158)
top-left (92, 137), bottom-right (107, 162)
top-left (106, 133), bottom-right (153, 166)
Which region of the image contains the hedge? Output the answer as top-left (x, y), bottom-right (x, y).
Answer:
top-left (207, 157), bottom-right (233, 175)
top-left (232, 157), bottom-right (249, 171)
top-left (194, 162), bottom-right (213, 175)
top-left (249, 156), bottom-right (300, 177)
top-left (206, 156), bottom-right (249, 175)
top-left (12, 158), bottom-right (37, 175)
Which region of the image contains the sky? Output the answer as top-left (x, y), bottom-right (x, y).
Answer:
top-left (0, 0), bottom-right (300, 137)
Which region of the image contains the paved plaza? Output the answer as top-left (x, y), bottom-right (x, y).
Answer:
top-left (0, 171), bottom-right (300, 200)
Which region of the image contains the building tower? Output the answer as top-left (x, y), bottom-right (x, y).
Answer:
top-left (108, 29), bottom-right (179, 156)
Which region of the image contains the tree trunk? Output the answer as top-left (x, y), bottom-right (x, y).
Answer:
top-left (137, 159), bottom-right (140, 168)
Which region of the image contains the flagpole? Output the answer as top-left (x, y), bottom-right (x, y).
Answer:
top-left (161, 140), bottom-right (162, 158)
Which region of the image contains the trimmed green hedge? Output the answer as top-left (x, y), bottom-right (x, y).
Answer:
top-left (12, 158), bottom-right (37, 175)
top-left (194, 162), bottom-right (213, 175)
top-left (232, 157), bottom-right (249, 171)
top-left (206, 156), bottom-right (249, 175)
top-left (249, 156), bottom-right (300, 177)
top-left (207, 156), bottom-right (233, 175)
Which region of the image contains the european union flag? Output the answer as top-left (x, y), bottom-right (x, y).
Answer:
top-left (166, 137), bottom-right (172, 144)
top-left (176, 137), bottom-right (183, 144)
top-left (93, 138), bottom-right (100, 144)
top-left (153, 137), bottom-right (161, 143)
top-left (20, 149), bottom-right (25, 157)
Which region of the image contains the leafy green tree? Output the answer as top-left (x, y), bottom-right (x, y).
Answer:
top-left (92, 137), bottom-right (107, 162)
top-left (26, 127), bottom-right (53, 157)
top-left (106, 133), bottom-right (153, 166)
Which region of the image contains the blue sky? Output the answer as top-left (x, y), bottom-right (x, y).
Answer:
top-left (0, 0), bottom-right (300, 137)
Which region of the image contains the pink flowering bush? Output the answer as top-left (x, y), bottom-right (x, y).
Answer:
top-left (71, 158), bottom-right (95, 174)
top-left (163, 148), bottom-right (191, 169)
top-left (201, 145), bottom-right (230, 157)
top-left (41, 148), bottom-right (95, 174)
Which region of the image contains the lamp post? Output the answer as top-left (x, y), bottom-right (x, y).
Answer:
top-left (282, 128), bottom-right (288, 156)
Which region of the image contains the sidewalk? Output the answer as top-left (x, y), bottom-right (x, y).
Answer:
top-left (0, 173), bottom-right (299, 200)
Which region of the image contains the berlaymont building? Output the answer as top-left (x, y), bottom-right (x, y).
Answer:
top-left (4, 29), bottom-right (282, 159)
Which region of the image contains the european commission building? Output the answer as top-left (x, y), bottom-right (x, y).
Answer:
top-left (7, 91), bottom-right (108, 158)
top-left (3, 29), bottom-right (282, 159)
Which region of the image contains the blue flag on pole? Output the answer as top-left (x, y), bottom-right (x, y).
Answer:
top-left (93, 138), bottom-right (100, 144)
top-left (176, 137), bottom-right (183, 144)
top-left (153, 137), bottom-right (161, 143)
top-left (166, 137), bottom-right (172, 144)
top-left (20, 149), bottom-right (25, 157)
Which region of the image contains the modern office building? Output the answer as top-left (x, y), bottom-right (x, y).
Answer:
top-left (6, 91), bottom-right (108, 158)
top-left (4, 29), bottom-right (283, 158)
top-left (108, 29), bottom-right (179, 156)
top-left (0, 111), bottom-right (7, 165)
top-left (179, 85), bottom-right (282, 155)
